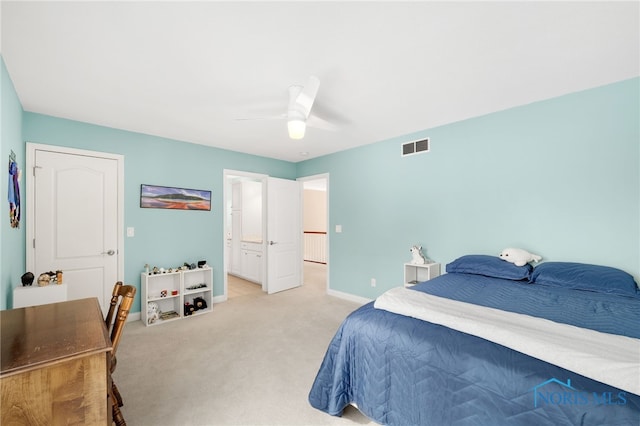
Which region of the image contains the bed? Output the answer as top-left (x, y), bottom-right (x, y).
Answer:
top-left (308, 255), bottom-right (640, 425)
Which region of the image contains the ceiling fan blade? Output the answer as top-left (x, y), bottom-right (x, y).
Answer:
top-left (234, 113), bottom-right (287, 121)
top-left (294, 75), bottom-right (320, 119)
top-left (307, 114), bottom-right (338, 132)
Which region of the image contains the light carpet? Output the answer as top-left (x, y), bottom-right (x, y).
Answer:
top-left (115, 263), bottom-right (374, 425)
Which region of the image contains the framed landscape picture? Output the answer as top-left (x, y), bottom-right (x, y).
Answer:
top-left (140, 184), bottom-right (211, 211)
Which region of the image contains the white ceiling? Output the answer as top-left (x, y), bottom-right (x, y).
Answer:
top-left (1, 1), bottom-right (638, 162)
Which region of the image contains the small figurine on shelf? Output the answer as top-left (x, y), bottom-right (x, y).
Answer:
top-left (21, 272), bottom-right (34, 287)
top-left (147, 302), bottom-right (160, 324)
top-left (160, 290), bottom-right (168, 298)
top-left (184, 302), bottom-right (195, 316)
top-left (193, 296), bottom-right (207, 311)
top-left (145, 264), bottom-right (150, 275)
top-left (37, 273), bottom-right (51, 287)
top-left (409, 245), bottom-right (428, 265)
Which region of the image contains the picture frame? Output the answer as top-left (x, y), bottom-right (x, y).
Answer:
top-left (140, 184), bottom-right (211, 211)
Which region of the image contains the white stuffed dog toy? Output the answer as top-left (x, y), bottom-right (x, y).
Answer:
top-left (410, 245), bottom-right (428, 265)
top-left (499, 248), bottom-right (542, 267)
top-left (147, 301), bottom-right (160, 325)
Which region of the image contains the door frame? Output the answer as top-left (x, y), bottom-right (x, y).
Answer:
top-left (222, 169), bottom-right (268, 300)
top-left (25, 143), bottom-right (125, 294)
top-left (297, 173), bottom-right (330, 293)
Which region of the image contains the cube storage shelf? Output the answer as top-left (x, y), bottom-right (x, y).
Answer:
top-left (403, 262), bottom-right (441, 287)
top-left (142, 267), bottom-right (213, 326)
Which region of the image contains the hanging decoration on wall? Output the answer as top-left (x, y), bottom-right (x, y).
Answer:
top-left (8, 150), bottom-right (21, 228)
top-left (140, 184), bottom-right (211, 211)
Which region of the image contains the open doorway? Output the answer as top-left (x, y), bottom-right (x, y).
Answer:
top-left (300, 174), bottom-right (329, 293)
top-left (223, 170), bottom-right (303, 299)
top-left (224, 171), bottom-right (267, 300)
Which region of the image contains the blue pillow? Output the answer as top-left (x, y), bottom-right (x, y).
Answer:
top-left (530, 262), bottom-right (639, 296)
top-left (446, 255), bottom-right (533, 281)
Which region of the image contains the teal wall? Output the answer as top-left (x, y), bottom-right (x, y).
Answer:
top-left (298, 78), bottom-right (640, 299)
top-left (1, 58), bottom-right (26, 310)
top-left (18, 114), bottom-right (295, 313)
top-left (2, 51), bottom-right (638, 310)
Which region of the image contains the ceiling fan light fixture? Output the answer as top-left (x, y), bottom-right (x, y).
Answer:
top-left (288, 119), bottom-right (306, 139)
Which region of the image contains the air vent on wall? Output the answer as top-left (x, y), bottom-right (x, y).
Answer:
top-left (401, 138), bottom-right (430, 157)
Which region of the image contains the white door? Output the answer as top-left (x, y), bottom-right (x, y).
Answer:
top-left (267, 177), bottom-right (302, 294)
top-left (28, 146), bottom-right (122, 312)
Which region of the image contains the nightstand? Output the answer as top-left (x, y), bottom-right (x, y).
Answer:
top-left (404, 262), bottom-right (441, 287)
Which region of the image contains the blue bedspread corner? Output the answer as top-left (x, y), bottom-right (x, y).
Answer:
top-left (308, 284), bottom-right (640, 426)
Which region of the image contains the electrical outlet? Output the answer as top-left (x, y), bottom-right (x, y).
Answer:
top-left (371, 278), bottom-right (376, 287)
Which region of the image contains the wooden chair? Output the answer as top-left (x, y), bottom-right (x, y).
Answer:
top-left (105, 281), bottom-right (136, 426)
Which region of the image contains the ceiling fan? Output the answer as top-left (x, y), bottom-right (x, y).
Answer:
top-left (287, 75), bottom-right (320, 139)
top-left (237, 76), bottom-right (324, 140)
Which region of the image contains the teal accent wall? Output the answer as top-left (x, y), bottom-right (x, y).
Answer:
top-left (1, 57), bottom-right (26, 310)
top-left (2, 55), bottom-right (638, 311)
top-left (298, 78), bottom-right (640, 299)
top-left (18, 114), bottom-right (295, 313)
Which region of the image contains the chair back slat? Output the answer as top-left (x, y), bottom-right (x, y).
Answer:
top-left (105, 281), bottom-right (123, 327)
top-left (105, 283), bottom-right (136, 358)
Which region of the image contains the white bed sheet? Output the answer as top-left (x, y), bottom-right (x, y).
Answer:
top-left (374, 286), bottom-right (640, 395)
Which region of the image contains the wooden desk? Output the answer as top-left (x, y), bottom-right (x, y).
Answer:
top-left (1, 298), bottom-right (112, 425)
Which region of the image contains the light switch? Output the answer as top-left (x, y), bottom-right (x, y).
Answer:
top-left (335, 225), bottom-right (342, 233)
top-left (127, 227), bottom-right (135, 237)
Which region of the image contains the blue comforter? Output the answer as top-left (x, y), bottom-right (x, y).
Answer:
top-left (308, 273), bottom-right (640, 425)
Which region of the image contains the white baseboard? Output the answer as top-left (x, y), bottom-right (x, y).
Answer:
top-left (132, 291), bottom-right (364, 320)
top-left (327, 289), bottom-right (372, 305)
top-left (212, 295), bottom-right (227, 304)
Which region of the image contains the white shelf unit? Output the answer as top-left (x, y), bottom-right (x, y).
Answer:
top-left (182, 267), bottom-right (214, 318)
top-left (142, 267), bottom-right (213, 326)
top-left (403, 262), bottom-right (441, 287)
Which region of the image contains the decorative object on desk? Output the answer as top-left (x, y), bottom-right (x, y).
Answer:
top-left (152, 266), bottom-right (159, 274)
top-left (8, 150), bottom-right (21, 229)
top-left (147, 302), bottom-right (160, 324)
top-left (189, 263), bottom-right (196, 270)
top-left (56, 270), bottom-right (63, 284)
top-left (160, 290), bottom-right (167, 297)
top-left (409, 245), bottom-right (428, 265)
top-left (171, 290), bottom-right (178, 296)
top-left (21, 272), bottom-right (34, 286)
top-left (193, 296), bottom-right (207, 311)
top-left (140, 184), bottom-right (211, 211)
top-left (37, 273), bottom-right (51, 287)
top-left (197, 260), bottom-right (206, 268)
top-left (498, 247), bottom-right (542, 267)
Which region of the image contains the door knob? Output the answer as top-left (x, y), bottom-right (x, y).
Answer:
top-left (269, 241), bottom-right (277, 245)
top-left (102, 249), bottom-right (116, 256)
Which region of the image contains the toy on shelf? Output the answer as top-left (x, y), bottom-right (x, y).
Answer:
top-left (147, 302), bottom-right (160, 325)
top-left (193, 296), bottom-right (207, 311)
top-left (184, 302), bottom-right (195, 316)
